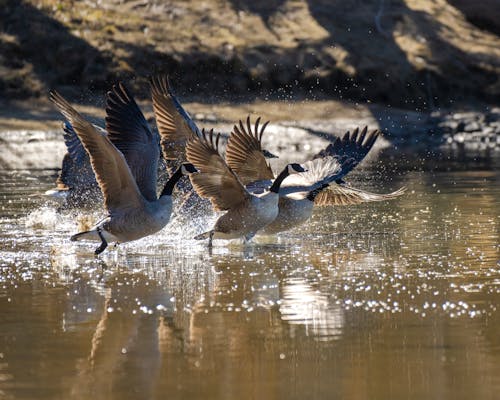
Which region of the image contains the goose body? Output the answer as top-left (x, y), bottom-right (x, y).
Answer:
top-left (261, 197), bottom-right (314, 235)
top-left (225, 119), bottom-right (406, 235)
top-left (50, 84), bottom-right (197, 254)
top-left (186, 129), bottom-right (307, 245)
top-left (71, 195), bottom-right (172, 244)
top-left (208, 191), bottom-right (280, 241)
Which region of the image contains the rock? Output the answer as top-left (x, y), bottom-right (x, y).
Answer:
top-left (463, 121), bottom-right (481, 132)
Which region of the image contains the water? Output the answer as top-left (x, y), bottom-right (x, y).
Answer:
top-left (0, 143), bottom-right (499, 399)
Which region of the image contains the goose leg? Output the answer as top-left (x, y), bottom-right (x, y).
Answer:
top-left (95, 228), bottom-right (108, 255)
top-left (243, 233), bottom-right (255, 244)
top-left (208, 231), bottom-right (214, 248)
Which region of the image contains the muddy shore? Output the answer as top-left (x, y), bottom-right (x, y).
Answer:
top-left (2, 0), bottom-right (498, 163)
top-left (1, 96), bottom-right (498, 172)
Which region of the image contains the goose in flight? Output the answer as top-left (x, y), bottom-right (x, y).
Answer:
top-left (49, 84), bottom-right (197, 254)
top-left (45, 76), bottom-right (194, 208)
top-left (226, 118), bottom-right (405, 235)
top-left (149, 76), bottom-right (278, 215)
top-left (186, 129), bottom-right (316, 246)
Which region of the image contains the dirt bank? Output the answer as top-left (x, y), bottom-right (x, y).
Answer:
top-left (1, 0), bottom-right (499, 110)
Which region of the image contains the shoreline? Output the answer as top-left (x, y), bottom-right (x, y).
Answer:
top-left (0, 99), bottom-right (498, 170)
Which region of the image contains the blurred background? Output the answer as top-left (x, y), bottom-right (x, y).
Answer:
top-left (0, 0), bottom-right (499, 153)
top-left (1, 0), bottom-right (499, 104)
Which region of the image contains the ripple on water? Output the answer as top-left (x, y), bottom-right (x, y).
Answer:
top-left (0, 168), bottom-right (499, 339)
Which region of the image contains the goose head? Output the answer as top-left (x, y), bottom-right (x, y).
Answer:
top-left (181, 163), bottom-right (198, 175)
top-left (269, 163), bottom-right (307, 193)
top-left (287, 163), bottom-right (306, 174)
top-left (160, 163), bottom-right (198, 198)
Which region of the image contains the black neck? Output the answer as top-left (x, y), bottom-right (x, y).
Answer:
top-left (160, 167), bottom-right (183, 197)
top-left (269, 167), bottom-right (290, 193)
top-left (306, 184), bottom-right (328, 201)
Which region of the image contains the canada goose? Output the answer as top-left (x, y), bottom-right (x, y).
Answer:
top-left (49, 87), bottom-right (197, 254)
top-left (150, 76), bottom-right (286, 245)
top-left (226, 119), bottom-right (405, 235)
top-left (45, 78), bottom-right (189, 208)
top-left (149, 75), bottom-right (277, 161)
top-left (186, 129), bottom-right (326, 246)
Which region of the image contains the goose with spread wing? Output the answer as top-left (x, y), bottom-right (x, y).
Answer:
top-left (226, 119), bottom-right (405, 235)
top-left (49, 84), bottom-right (197, 254)
top-left (149, 76), bottom-right (278, 214)
top-left (45, 76), bottom-right (194, 208)
top-left (186, 129), bottom-right (312, 246)
top-left (149, 75), bottom-right (209, 216)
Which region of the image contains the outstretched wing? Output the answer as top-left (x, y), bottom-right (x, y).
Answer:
top-left (50, 91), bottom-right (144, 212)
top-left (150, 75), bottom-right (200, 161)
top-left (56, 121), bottom-right (96, 189)
top-left (314, 185), bottom-right (406, 206)
top-left (278, 156), bottom-right (355, 198)
top-left (186, 129), bottom-right (249, 211)
top-left (313, 127), bottom-right (379, 177)
top-left (225, 116), bottom-right (275, 185)
top-left (62, 121), bottom-right (88, 166)
top-left (105, 82), bottom-right (160, 201)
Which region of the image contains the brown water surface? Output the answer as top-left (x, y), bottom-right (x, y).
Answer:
top-left (0, 155), bottom-right (499, 400)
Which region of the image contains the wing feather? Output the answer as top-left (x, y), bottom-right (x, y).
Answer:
top-left (56, 121), bottom-right (96, 189)
top-left (278, 156), bottom-right (351, 198)
top-left (186, 129), bottom-right (249, 211)
top-left (314, 185), bottom-right (406, 206)
top-left (313, 127), bottom-right (379, 176)
top-left (150, 75), bottom-right (200, 161)
top-left (225, 115), bottom-right (275, 185)
top-left (50, 91), bottom-right (144, 212)
top-left (105, 83), bottom-right (160, 201)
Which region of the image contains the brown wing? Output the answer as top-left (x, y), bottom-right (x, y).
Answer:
top-left (150, 75), bottom-right (199, 161)
top-left (225, 116), bottom-right (275, 185)
top-left (314, 185), bottom-right (406, 206)
top-left (50, 91), bottom-right (144, 212)
top-left (186, 129), bottom-right (249, 211)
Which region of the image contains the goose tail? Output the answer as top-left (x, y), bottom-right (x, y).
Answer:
top-left (194, 230), bottom-right (213, 240)
top-left (71, 230), bottom-right (96, 242)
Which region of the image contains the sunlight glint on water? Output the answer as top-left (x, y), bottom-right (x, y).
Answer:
top-left (0, 162), bottom-right (499, 400)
